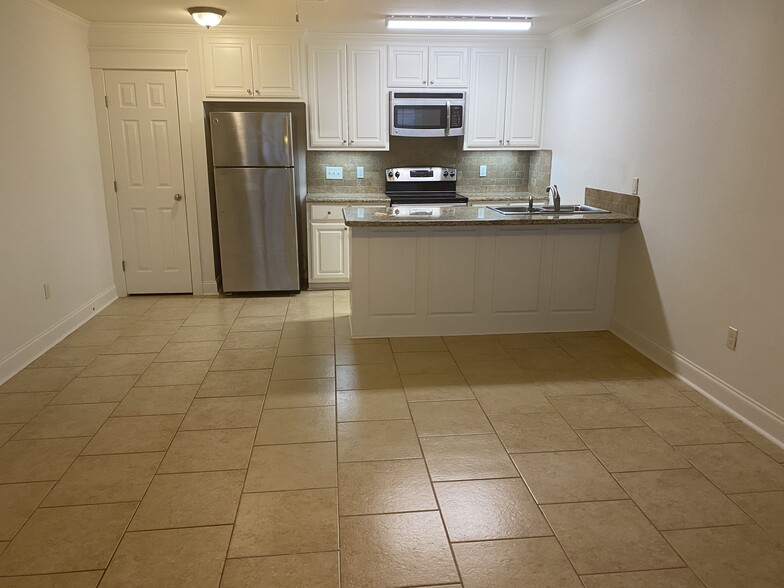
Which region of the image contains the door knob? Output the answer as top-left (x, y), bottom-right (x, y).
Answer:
top-left (174, 193), bottom-right (183, 201)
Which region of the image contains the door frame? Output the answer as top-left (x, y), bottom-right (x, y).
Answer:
top-left (89, 48), bottom-right (204, 296)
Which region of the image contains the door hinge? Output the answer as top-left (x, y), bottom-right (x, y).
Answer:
top-left (104, 95), bottom-right (108, 108)
top-left (121, 260), bottom-right (126, 272)
top-left (113, 180), bottom-right (117, 193)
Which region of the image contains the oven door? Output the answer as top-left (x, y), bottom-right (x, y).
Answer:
top-left (390, 94), bottom-right (465, 137)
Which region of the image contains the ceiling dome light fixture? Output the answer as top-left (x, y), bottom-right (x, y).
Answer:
top-left (188, 7), bottom-right (227, 29)
top-left (386, 16), bottom-right (533, 32)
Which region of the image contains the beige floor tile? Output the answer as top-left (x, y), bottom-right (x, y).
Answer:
top-left (580, 568), bottom-right (704, 588)
top-left (0, 392), bottom-right (56, 423)
top-left (150, 297), bottom-right (201, 310)
top-left (170, 325), bottom-right (230, 343)
top-left (211, 349), bottom-right (276, 371)
top-left (112, 384), bottom-right (199, 416)
top-left (445, 339), bottom-right (512, 361)
top-left (51, 376), bottom-right (137, 405)
top-left (614, 468), bottom-right (750, 530)
top-left (101, 526), bottom-right (232, 587)
top-left (129, 470), bottom-right (245, 530)
top-left (541, 500), bottom-right (683, 574)
top-left (512, 450), bottom-right (627, 504)
top-left (602, 378), bottom-right (694, 409)
top-left (578, 427), bottom-right (690, 472)
top-left (339, 511), bottom-right (459, 588)
top-left (435, 478), bottom-right (551, 542)
top-left (409, 400), bottom-right (493, 436)
top-left (102, 335), bottom-right (171, 355)
top-left (182, 310), bottom-right (239, 327)
top-left (454, 537), bottom-right (582, 588)
top-left (337, 420), bottom-right (421, 462)
top-left (80, 354), bottom-right (155, 377)
top-left (277, 336), bottom-right (335, 357)
top-left (508, 346), bottom-right (575, 369)
top-left (1, 367), bottom-right (82, 393)
top-left (31, 346), bottom-right (103, 368)
top-left (280, 319), bottom-right (334, 338)
top-left (136, 360), bottom-right (211, 386)
top-left (158, 428), bottom-right (255, 473)
top-left (139, 306), bottom-right (194, 321)
top-left (731, 490), bottom-right (784, 545)
top-left (636, 406), bottom-right (744, 446)
top-left (553, 335), bottom-right (632, 358)
top-left (101, 298), bottom-right (157, 315)
top-left (272, 355), bottom-right (335, 380)
top-left (339, 459), bottom-right (436, 515)
top-left (124, 320), bottom-right (183, 337)
top-left (256, 406), bottom-right (336, 445)
top-left (336, 343), bottom-right (395, 366)
top-left (490, 413), bottom-right (585, 453)
top-left (43, 453), bottom-right (162, 507)
top-left (194, 298), bottom-right (245, 313)
top-left (83, 415), bottom-right (182, 455)
top-left (229, 489), bottom-right (338, 558)
top-left (678, 442), bottom-right (784, 493)
top-left (264, 378), bottom-right (335, 408)
top-left (679, 389), bottom-right (740, 423)
top-left (728, 422), bottom-right (784, 462)
top-left (181, 396), bottom-right (264, 430)
top-left (336, 364), bottom-right (402, 390)
top-left (60, 329), bottom-right (122, 348)
top-left (550, 394), bottom-right (643, 429)
top-left (14, 403), bottom-right (116, 439)
top-left (663, 524), bottom-right (784, 588)
top-left (471, 383), bottom-right (555, 415)
top-left (497, 332), bottom-right (558, 349)
top-left (83, 315), bottom-right (138, 331)
top-left (538, 380), bottom-right (609, 396)
top-left (0, 437), bottom-right (88, 483)
top-left (245, 442), bottom-right (337, 492)
top-left (0, 570), bottom-right (103, 587)
top-left (232, 316), bottom-right (285, 332)
top-left (395, 351), bottom-right (460, 375)
top-left (238, 301), bottom-right (290, 318)
top-left (0, 543), bottom-right (6, 556)
top-left (401, 372), bottom-right (475, 402)
top-left (580, 355), bottom-right (656, 380)
top-left (458, 359), bottom-right (528, 386)
top-left (420, 433), bottom-right (518, 481)
top-left (0, 503), bottom-right (135, 575)
top-left (197, 370), bottom-right (270, 398)
top-left (220, 552), bottom-right (339, 588)
top-left (221, 330), bottom-right (281, 350)
top-left (155, 341), bottom-right (221, 363)
top-left (337, 388), bottom-right (410, 421)
top-left (0, 424), bottom-right (21, 446)
top-left (390, 336), bottom-right (447, 352)
top-left (0, 482), bottom-right (55, 540)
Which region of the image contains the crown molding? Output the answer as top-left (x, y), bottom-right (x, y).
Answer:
top-left (304, 31), bottom-right (549, 45)
top-left (22, 0), bottom-right (88, 27)
top-left (88, 21), bottom-right (306, 36)
top-left (548, 0), bottom-right (647, 41)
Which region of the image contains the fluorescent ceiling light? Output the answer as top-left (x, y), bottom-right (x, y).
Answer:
top-left (386, 16), bottom-right (532, 31)
top-left (188, 7), bottom-right (226, 29)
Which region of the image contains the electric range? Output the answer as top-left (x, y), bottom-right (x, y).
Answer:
top-left (385, 167), bottom-right (469, 208)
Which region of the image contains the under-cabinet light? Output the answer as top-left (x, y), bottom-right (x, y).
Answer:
top-left (188, 7), bottom-right (226, 29)
top-left (386, 16), bottom-right (533, 32)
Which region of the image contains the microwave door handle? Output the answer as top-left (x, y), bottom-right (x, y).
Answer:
top-left (445, 101), bottom-right (451, 137)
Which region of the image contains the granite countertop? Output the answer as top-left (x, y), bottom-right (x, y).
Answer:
top-left (463, 192), bottom-right (542, 203)
top-left (306, 192), bottom-right (389, 204)
top-left (343, 205), bottom-right (638, 227)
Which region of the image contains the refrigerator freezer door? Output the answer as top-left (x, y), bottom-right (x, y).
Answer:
top-left (210, 112), bottom-right (294, 168)
top-left (215, 167), bottom-right (299, 292)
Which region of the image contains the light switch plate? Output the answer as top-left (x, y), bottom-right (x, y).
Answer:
top-left (356, 166), bottom-right (364, 179)
top-left (326, 166), bottom-right (343, 180)
top-left (479, 165), bottom-right (487, 177)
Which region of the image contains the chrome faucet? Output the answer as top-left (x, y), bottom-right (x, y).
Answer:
top-left (547, 185), bottom-right (560, 212)
top-left (528, 194), bottom-right (534, 212)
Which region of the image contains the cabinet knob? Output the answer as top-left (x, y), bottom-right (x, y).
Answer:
top-left (174, 193), bottom-right (183, 201)
top-left (430, 80), bottom-right (434, 84)
top-left (342, 140), bottom-right (347, 144)
top-left (350, 140), bottom-right (354, 144)
top-left (327, 211), bottom-right (331, 215)
top-left (254, 89), bottom-right (260, 95)
top-left (422, 80), bottom-right (426, 85)
top-left (506, 140), bottom-right (510, 144)
top-left (344, 227), bottom-right (348, 231)
top-left (498, 139), bottom-right (503, 144)
top-left (246, 89), bottom-right (252, 95)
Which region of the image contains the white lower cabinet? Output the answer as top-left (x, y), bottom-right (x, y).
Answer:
top-left (310, 222), bottom-right (350, 284)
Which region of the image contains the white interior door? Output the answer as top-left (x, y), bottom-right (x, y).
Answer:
top-left (105, 70), bottom-right (192, 294)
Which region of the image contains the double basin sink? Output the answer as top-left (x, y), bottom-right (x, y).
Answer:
top-left (489, 204), bottom-right (611, 215)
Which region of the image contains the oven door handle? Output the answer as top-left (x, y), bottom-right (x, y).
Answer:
top-left (445, 101), bottom-right (451, 137)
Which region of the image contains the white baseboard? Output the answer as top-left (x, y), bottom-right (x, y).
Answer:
top-left (202, 280), bottom-right (219, 296)
top-left (611, 318), bottom-right (784, 449)
top-left (0, 285), bottom-right (117, 385)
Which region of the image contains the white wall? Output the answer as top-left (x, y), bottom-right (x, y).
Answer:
top-left (0, 0), bottom-right (115, 381)
top-left (543, 0), bottom-right (784, 440)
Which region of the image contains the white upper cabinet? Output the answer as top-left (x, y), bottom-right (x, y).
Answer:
top-left (465, 46), bottom-right (545, 149)
top-left (202, 35), bottom-right (301, 99)
top-left (388, 45), bottom-right (469, 88)
top-left (308, 43), bottom-right (388, 150)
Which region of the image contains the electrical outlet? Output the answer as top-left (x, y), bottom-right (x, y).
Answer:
top-left (325, 166), bottom-right (343, 180)
top-left (479, 165), bottom-right (487, 177)
top-left (43, 283), bottom-right (51, 300)
top-left (726, 326), bottom-right (738, 350)
top-left (632, 177), bottom-right (640, 196)
top-left (356, 166), bottom-right (364, 179)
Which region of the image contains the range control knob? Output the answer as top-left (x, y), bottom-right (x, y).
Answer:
top-left (443, 170), bottom-right (449, 177)
top-left (394, 171), bottom-right (400, 178)
top-left (450, 171), bottom-right (456, 177)
top-left (394, 208), bottom-right (401, 215)
top-left (387, 171), bottom-right (394, 178)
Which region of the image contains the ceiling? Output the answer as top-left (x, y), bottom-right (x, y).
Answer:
top-left (47, 0), bottom-right (619, 35)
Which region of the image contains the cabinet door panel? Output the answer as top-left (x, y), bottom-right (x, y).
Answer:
top-left (308, 45), bottom-right (347, 148)
top-left (347, 44), bottom-right (388, 149)
top-left (202, 38), bottom-right (253, 98)
top-left (252, 36), bottom-right (301, 98)
top-left (505, 48), bottom-right (545, 147)
top-left (465, 48), bottom-right (508, 148)
top-left (388, 46), bottom-right (428, 87)
top-left (429, 47), bottom-right (469, 87)
top-left (549, 228), bottom-right (603, 311)
top-left (310, 222), bottom-right (349, 282)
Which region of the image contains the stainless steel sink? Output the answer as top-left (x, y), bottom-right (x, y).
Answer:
top-left (489, 204), bottom-right (611, 215)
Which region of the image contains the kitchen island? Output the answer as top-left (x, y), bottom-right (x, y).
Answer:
top-left (344, 190), bottom-right (638, 338)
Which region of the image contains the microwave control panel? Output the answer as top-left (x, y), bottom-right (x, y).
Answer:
top-left (450, 106), bottom-right (463, 128)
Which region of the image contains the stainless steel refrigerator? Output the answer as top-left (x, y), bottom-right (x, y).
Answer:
top-left (210, 112), bottom-right (300, 292)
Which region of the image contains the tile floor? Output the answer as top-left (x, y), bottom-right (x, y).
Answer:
top-left (1, 290), bottom-right (783, 587)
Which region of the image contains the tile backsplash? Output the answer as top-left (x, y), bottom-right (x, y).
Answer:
top-left (306, 137), bottom-right (552, 196)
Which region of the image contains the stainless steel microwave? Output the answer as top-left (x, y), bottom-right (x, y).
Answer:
top-left (390, 91), bottom-right (466, 137)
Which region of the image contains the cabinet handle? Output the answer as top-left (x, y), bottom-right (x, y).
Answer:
top-left (246, 89), bottom-right (252, 95)
top-left (254, 89), bottom-right (260, 95)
